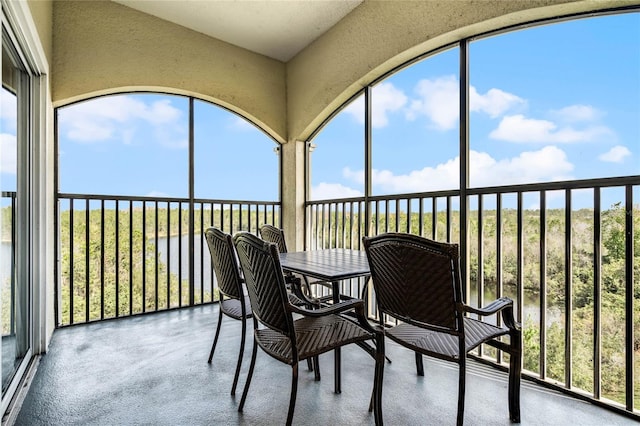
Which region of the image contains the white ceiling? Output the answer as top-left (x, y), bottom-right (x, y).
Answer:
top-left (113, 0), bottom-right (363, 62)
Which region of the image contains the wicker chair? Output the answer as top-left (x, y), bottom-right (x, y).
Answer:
top-left (362, 232), bottom-right (521, 425)
top-left (259, 224), bottom-right (333, 302)
top-left (204, 227), bottom-right (252, 396)
top-left (233, 231), bottom-right (385, 426)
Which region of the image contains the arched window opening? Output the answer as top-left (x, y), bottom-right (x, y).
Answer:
top-left (55, 93), bottom-right (280, 325)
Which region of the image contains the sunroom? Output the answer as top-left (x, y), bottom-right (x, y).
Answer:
top-left (1, 0), bottom-right (639, 424)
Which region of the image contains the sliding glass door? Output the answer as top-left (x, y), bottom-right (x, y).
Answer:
top-left (1, 23), bottom-right (32, 409)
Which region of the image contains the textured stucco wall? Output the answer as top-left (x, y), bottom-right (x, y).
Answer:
top-left (286, 0), bottom-right (636, 142)
top-left (52, 0), bottom-right (287, 143)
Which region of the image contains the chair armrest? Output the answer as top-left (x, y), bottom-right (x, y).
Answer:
top-left (464, 297), bottom-right (520, 330)
top-left (285, 275), bottom-right (321, 307)
top-left (289, 299), bottom-right (382, 334)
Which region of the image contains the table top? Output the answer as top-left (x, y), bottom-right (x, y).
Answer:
top-left (279, 248), bottom-right (370, 282)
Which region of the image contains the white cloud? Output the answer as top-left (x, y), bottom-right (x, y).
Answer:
top-left (470, 87), bottom-right (526, 118)
top-left (551, 105), bottom-right (603, 122)
top-left (406, 75), bottom-right (459, 130)
top-left (599, 145), bottom-right (631, 163)
top-left (371, 156), bottom-right (459, 193)
top-left (470, 146), bottom-right (573, 187)
top-left (0, 133), bottom-right (17, 175)
top-left (490, 114), bottom-right (614, 143)
top-left (406, 76), bottom-right (524, 130)
top-left (341, 146), bottom-right (573, 193)
top-left (344, 82), bottom-right (407, 128)
top-left (58, 95), bottom-right (186, 148)
top-left (310, 182), bottom-right (362, 200)
top-left (343, 167), bottom-right (364, 185)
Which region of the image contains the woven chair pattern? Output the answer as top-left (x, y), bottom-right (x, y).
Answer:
top-left (258, 223), bottom-right (288, 253)
top-left (255, 315), bottom-right (374, 364)
top-left (219, 297), bottom-right (252, 320)
top-left (206, 228), bottom-right (244, 300)
top-left (235, 237), bottom-right (292, 336)
top-left (363, 232), bottom-right (521, 425)
top-left (368, 240), bottom-right (459, 330)
top-left (233, 231), bottom-right (384, 426)
top-left (204, 228), bottom-right (252, 396)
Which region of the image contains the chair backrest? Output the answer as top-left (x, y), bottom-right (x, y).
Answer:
top-left (233, 231), bottom-right (294, 337)
top-left (259, 224), bottom-right (288, 253)
top-left (363, 232), bottom-right (464, 333)
top-left (204, 227), bottom-right (244, 300)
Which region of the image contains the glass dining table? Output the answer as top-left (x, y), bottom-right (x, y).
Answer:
top-left (279, 248), bottom-right (371, 393)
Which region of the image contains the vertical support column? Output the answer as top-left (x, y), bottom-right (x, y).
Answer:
top-left (459, 40), bottom-right (470, 302)
top-left (364, 86), bottom-right (372, 238)
top-left (188, 97), bottom-right (195, 306)
top-left (280, 140), bottom-right (306, 251)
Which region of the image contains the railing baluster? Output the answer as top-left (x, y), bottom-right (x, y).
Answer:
top-left (564, 189), bottom-right (573, 388)
top-left (178, 202), bottom-right (183, 307)
top-left (432, 197), bottom-right (437, 240)
top-left (155, 201), bottom-right (159, 311)
top-left (69, 200), bottom-right (74, 325)
top-left (539, 190), bottom-right (547, 379)
top-left (447, 196), bottom-right (452, 243)
top-left (624, 184), bottom-right (634, 411)
top-left (593, 188), bottom-right (601, 399)
top-left (478, 194), bottom-right (484, 308)
top-left (167, 203), bottom-right (171, 309)
top-left (200, 202), bottom-right (204, 304)
top-left (142, 201), bottom-right (147, 313)
top-left (100, 200), bottom-right (105, 320)
top-left (129, 200), bottom-right (133, 316)
top-left (85, 199), bottom-right (90, 323)
top-left (115, 200), bottom-right (120, 318)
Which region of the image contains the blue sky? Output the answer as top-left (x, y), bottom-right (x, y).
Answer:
top-left (310, 13), bottom-right (639, 208)
top-left (1, 12), bottom-right (638, 209)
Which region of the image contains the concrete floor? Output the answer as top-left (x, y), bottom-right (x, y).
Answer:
top-left (14, 304), bottom-right (638, 426)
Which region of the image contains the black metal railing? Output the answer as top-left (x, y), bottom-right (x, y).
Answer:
top-left (56, 193), bottom-right (280, 326)
top-left (306, 175), bottom-right (639, 418)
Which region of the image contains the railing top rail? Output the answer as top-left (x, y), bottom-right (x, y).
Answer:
top-left (466, 175), bottom-right (640, 195)
top-left (307, 196), bottom-right (367, 205)
top-left (57, 193), bottom-right (279, 205)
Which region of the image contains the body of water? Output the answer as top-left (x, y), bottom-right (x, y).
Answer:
top-left (155, 234), bottom-right (214, 293)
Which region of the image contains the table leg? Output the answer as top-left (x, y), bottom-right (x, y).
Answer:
top-left (332, 280), bottom-right (341, 394)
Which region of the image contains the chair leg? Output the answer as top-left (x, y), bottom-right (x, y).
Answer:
top-left (415, 352), bottom-right (424, 376)
top-left (208, 307), bottom-right (224, 363)
top-left (373, 334), bottom-right (385, 425)
top-left (238, 337), bottom-right (258, 412)
top-left (313, 356), bottom-right (321, 381)
top-left (286, 363), bottom-right (299, 426)
top-left (456, 356), bottom-right (466, 426)
top-left (334, 348), bottom-right (341, 393)
top-left (231, 316), bottom-right (247, 396)
top-left (509, 330), bottom-right (522, 423)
